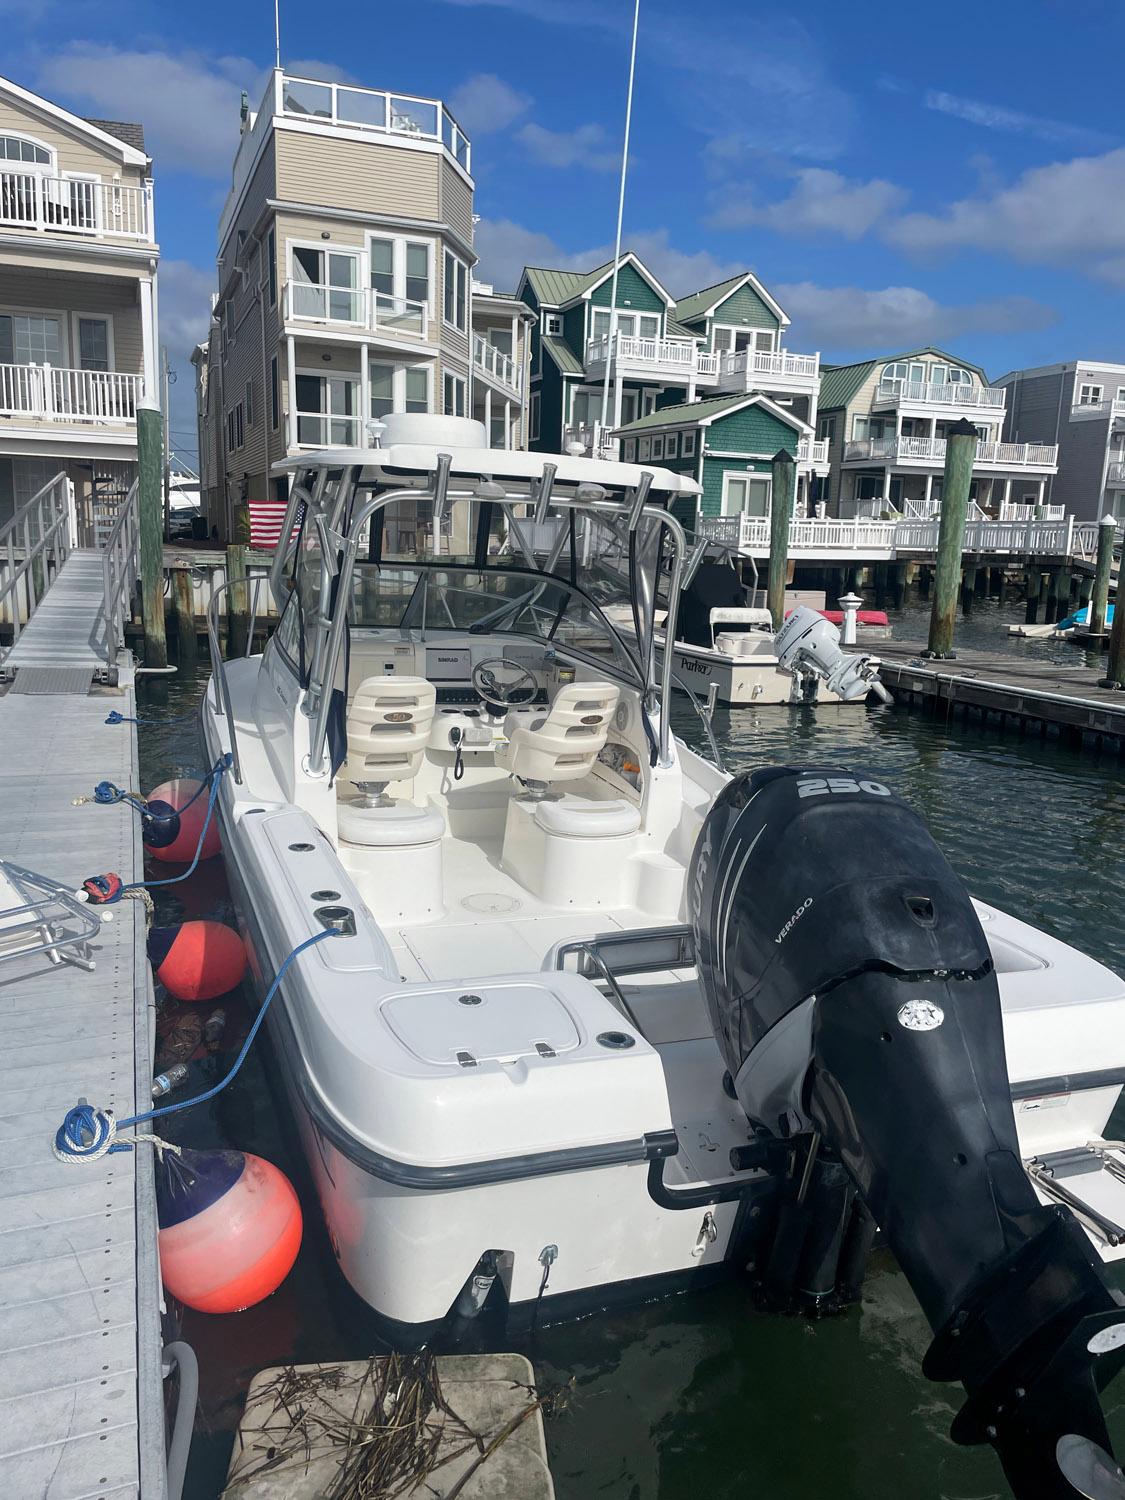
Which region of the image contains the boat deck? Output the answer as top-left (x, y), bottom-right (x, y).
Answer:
top-left (0, 680), bottom-right (164, 1488)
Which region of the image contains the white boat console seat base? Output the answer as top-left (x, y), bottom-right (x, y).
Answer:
top-left (337, 800), bottom-right (446, 848)
top-left (502, 792), bottom-right (642, 908)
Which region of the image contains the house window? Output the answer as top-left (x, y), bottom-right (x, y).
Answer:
top-left (623, 439), bottom-right (636, 462)
top-left (591, 309), bottom-right (660, 340)
top-left (267, 228), bottom-right (277, 306)
top-left (1117, 388), bottom-right (1125, 404)
top-left (291, 245), bottom-right (361, 321)
top-left (712, 327), bottom-right (733, 354)
top-left (682, 431), bottom-right (696, 457)
top-left (543, 313), bottom-right (563, 337)
top-left (753, 329), bottom-right (775, 352)
top-left (665, 432), bottom-right (678, 459)
top-left (295, 373), bottom-right (358, 445)
top-left (370, 237), bottom-right (394, 297)
top-left (443, 371), bottom-right (466, 417)
top-left (529, 391), bottom-right (540, 440)
top-left (405, 243), bottom-right (429, 305)
top-left (443, 251), bottom-right (468, 332)
top-left (370, 361), bottom-right (431, 418)
top-left (270, 356), bottom-right (279, 429)
top-left (817, 414), bottom-right (837, 442)
top-left (1, 311), bottom-right (61, 366)
top-left (1078, 383), bottom-right (1104, 406)
top-left (76, 317), bottom-right (110, 372)
top-left (226, 403), bottom-right (244, 452)
top-left (642, 392), bottom-right (656, 416)
top-left (723, 472), bottom-right (770, 517)
top-left (244, 379), bottom-right (254, 428)
top-left (651, 435), bottom-right (664, 459)
top-left (0, 135), bottom-right (52, 165)
top-left (638, 437), bottom-right (651, 461)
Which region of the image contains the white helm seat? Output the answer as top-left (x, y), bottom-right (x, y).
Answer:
top-left (495, 681), bottom-right (619, 795)
top-left (344, 676), bottom-right (436, 797)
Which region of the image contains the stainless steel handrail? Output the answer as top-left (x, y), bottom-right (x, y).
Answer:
top-left (206, 579), bottom-right (247, 784)
top-left (100, 479), bottom-right (139, 664)
top-left (0, 472), bottom-right (73, 657)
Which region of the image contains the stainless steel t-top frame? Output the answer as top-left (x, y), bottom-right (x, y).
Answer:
top-left (268, 452), bottom-right (687, 778)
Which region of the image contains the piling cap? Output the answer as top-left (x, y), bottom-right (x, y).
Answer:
top-left (947, 417), bottom-right (980, 438)
top-left (1100, 513), bottom-right (1118, 526)
top-left (772, 448), bottom-right (796, 466)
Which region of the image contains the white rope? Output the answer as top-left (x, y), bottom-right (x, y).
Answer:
top-left (52, 1105), bottom-right (181, 1165)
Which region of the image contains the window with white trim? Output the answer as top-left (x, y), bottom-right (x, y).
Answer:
top-left (543, 312), bottom-right (562, 337)
top-left (1117, 387), bottom-right (1125, 404)
top-left (665, 432), bottom-right (678, 459)
top-left (1078, 383), bottom-right (1104, 406)
top-left (226, 403), bottom-right (244, 452)
top-left (290, 245), bottom-right (361, 322)
top-left (623, 438), bottom-right (636, 462)
top-left (682, 431), bottom-right (697, 457)
top-left (295, 373), bottom-right (358, 445)
top-left (638, 437), bottom-right (651, 461)
top-left (0, 136), bottom-right (52, 165)
top-left (817, 413), bottom-right (837, 442)
top-left (651, 434), bottom-right (664, 459)
top-left (370, 234), bottom-right (432, 328)
top-left (2, 311), bottom-right (63, 366)
top-left (370, 360), bottom-right (431, 418)
top-left (443, 371), bottom-right (466, 417)
top-left (443, 250), bottom-right (468, 332)
top-left (76, 317), bottom-right (110, 371)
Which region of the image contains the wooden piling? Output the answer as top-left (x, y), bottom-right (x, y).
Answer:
top-left (226, 543), bottom-right (249, 658)
top-left (1024, 568), bottom-right (1040, 624)
top-left (1045, 567), bottom-right (1068, 625)
top-left (1104, 575), bottom-right (1125, 689)
top-left (1089, 514), bottom-right (1116, 634)
top-left (961, 564), bottom-right (977, 615)
top-left (891, 563), bottom-right (907, 610)
top-left (137, 402), bottom-right (167, 667)
top-left (919, 566), bottom-right (931, 600)
top-left (767, 449), bottom-right (795, 631)
top-left (1037, 569), bottom-right (1049, 618)
top-left (874, 563), bottom-right (888, 610)
top-left (171, 567), bottom-right (197, 665)
top-left (924, 419), bottom-right (978, 657)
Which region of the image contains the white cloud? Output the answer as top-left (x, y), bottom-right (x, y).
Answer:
top-left (710, 168), bottom-right (906, 238)
top-left (449, 73), bottom-right (531, 135)
top-left (923, 89), bottom-right (1112, 150)
top-left (774, 281), bottom-right (1056, 355)
top-left (516, 121), bottom-right (619, 172)
top-left (284, 60), bottom-right (357, 84)
top-left (885, 147), bottom-right (1125, 283)
top-left (158, 260), bottom-right (216, 468)
top-left (36, 45), bottom-right (259, 177)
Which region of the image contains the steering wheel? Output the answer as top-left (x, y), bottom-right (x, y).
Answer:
top-left (472, 657), bottom-right (538, 714)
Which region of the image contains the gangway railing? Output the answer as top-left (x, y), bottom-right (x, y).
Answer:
top-left (101, 480), bottom-right (139, 664)
top-left (0, 472), bottom-right (75, 657)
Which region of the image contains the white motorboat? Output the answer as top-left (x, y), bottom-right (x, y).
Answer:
top-left (202, 416), bottom-right (1125, 1498)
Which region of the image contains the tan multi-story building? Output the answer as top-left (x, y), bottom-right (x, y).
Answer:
top-left (195, 70), bottom-right (531, 537)
top-left (0, 74), bottom-right (158, 530)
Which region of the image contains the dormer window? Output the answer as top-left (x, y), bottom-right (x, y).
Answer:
top-left (0, 136), bottom-right (53, 167)
top-left (543, 313), bottom-right (563, 336)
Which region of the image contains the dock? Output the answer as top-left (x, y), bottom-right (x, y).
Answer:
top-left (0, 478), bottom-right (167, 1498)
top-left (875, 640), bottom-right (1125, 750)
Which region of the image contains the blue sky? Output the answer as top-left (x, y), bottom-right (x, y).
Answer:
top-left (6, 0), bottom-right (1124, 464)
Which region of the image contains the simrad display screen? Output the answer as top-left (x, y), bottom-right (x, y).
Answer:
top-left (426, 647), bottom-right (471, 681)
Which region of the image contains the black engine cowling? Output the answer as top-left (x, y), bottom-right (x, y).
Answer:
top-left (689, 765), bottom-right (1125, 1499)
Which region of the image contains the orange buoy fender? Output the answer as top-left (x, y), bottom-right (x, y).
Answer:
top-left (148, 921), bottom-right (246, 1002)
top-left (143, 778), bottom-right (221, 863)
top-left (156, 1148), bottom-right (302, 1313)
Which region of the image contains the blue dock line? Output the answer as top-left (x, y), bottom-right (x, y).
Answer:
top-left (53, 927), bottom-right (341, 1163)
top-left (105, 708), bottom-right (200, 727)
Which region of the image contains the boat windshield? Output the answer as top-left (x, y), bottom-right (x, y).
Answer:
top-left (349, 562), bottom-right (644, 688)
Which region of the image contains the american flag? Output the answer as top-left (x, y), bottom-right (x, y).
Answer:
top-left (249, 500), bottom-right (293, 549)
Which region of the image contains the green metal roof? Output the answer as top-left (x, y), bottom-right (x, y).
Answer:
top-left (817, 347), bottom-right (991, 411)
top-left (541, 336), bottom-right (584, 376)
top-left (522, 266), bottom-right (599, 306)
top-left (673, 274), bottom-right (748, 327)
top-left (665, 315), bottom-right (702, 341)
top-left (614, 392), bottom-right (765, 434)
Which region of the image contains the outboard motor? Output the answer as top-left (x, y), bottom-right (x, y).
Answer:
top-left (689, 765), bottom-right (1125, 1500)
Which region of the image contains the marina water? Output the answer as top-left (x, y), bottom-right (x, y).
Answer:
top-left (143, 595), bottom-right (1125, 1500)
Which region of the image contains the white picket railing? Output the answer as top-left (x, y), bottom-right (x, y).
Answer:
top-left (473, 335), bottom-right (521, 392)
top-left (584, 333), bottom-right (698, 370)
top-left (845, 436), bottom-right (1058, 468)
top-left (874, 380), bottom-right (1005, 409)
top-left (1107, 462), bottom-right (1125, 485)
top-left (698, 515), bottom-right (899, 555)
top-left (0, 363), bottom-right (142, 424)
top-left (0, 171), bottom-right (152, 240)
top-left (796, 438), bottom-right (829, 465)
top-left (717, 348), bottom-right (820, 384)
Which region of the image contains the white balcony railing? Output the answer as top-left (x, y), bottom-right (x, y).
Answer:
top-left (585, 333), bottom-right (699, 371)
top-left (874, 380), bottom-right (1005, 409)
top-left (796, 437), bottom-right (829, 465)
top-left (283, 282), bottom-right (429, 340)
top-left (280, 74), bottom-right (470, 172)
top-left (564, 422), bottom-right (619, 460)
top-left (699, 511), bottom-right (1105, 562)
top-left (844, 436), bottom-right (1058, 468)
top-left (473, 335), bottom-right (521, 393)
top-left (0, 171), bottom-right (152, 240)
top-left (1072, 397), bottom-right (1125, 420)
top-left (718, 348), bottom-right (820, 384)
top-left (699, 514), bottom-right (899, 555)
top-left (294, 411), bottom-right (362, 447)
top-left (0, 363), bottom-right (142, 425)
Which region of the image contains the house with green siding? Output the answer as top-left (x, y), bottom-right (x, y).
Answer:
top-left (614, 392), bottom-right (814, 535)
top-left (515, 256), bottom-right (824, 477)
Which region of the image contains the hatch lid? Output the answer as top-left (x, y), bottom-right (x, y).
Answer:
top-left (381, 980), bottom-right (581, 1066)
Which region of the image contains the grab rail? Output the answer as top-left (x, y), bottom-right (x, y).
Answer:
top-left (0, 471), bottom-right (74, 656)
top-left (206, 580), bottom-right (246, 785)
top-left (100, 479), bottom-right (139, 664)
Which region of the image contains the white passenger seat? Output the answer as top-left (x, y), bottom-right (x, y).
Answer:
top-left (338, 676), bottom-right (444, 848)
top-left (495, 681), bottom-right (619, 795)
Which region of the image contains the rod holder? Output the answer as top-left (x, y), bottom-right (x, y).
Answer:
top-left (534, 462), bottom-right (558, 526)
top-left (628, 471), bottom-right (654, 531)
